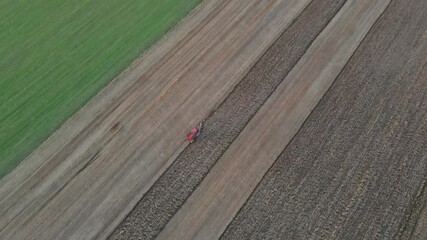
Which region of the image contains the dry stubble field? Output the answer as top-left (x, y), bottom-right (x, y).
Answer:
top-left (1, 0), bottom-right (426, 239)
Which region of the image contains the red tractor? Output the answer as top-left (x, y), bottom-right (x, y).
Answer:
top-left (186, 123), bottom-right (202, 143)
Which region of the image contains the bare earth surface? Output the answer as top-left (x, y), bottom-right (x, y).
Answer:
top-left (403, 179), bottom-right (427, 240)
top-left (157, 0), bottom-right (390, 239)
top-left (111, 0), bottom-right (347, 238)
top-left (0, 0), bottom-right (311, 239)
top-left (221, 0), bottom-right (427, 239)
top-left (2, 0), bottom-right (426, 239)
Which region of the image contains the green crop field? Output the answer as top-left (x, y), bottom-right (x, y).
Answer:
top-left (0, 0), bottom-right (201, 178)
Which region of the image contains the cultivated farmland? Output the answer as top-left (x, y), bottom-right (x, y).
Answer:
top-left (1, 0), bottom-right (426, 239)
top-left (0, 0), bottom-right (201, 177)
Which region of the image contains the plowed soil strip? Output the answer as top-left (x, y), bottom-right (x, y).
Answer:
top-left (221, 0), bottom-right (427, 239)
top-left (157, 1), bottom-right (390, 239)
top-left (110, 0), bottom-right (347, 239)
top-left (0, 0), bottom-right (311, 239)
top-left (404, 179), bottom-right (427, 240)
top-left (410, 198), bottom-right (427, 239)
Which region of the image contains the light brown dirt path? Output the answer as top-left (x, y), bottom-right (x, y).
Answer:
top-left (0, 0), bottom-right (311, 239)
top-left (156, 0), bottom-right (390, 239)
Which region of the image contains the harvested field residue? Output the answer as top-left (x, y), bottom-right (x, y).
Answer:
top-left (221, 0), bottom-right (427, 239)
top-left (110, 0), bottom-right (347, 238)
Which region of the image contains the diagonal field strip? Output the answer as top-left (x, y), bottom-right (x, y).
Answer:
top-left (0, 0), bottom-right (312, 239)
top-left (221, 0), bottom-right (427, 235)
top-left (410, 188), bottom-right (427, 239)
top-left (109, 0), bottom-right (348, 238)
top-left (156, 0), bottom-right (391, 239)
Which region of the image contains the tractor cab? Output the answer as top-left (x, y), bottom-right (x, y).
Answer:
top-left (186, 123), bottom-right (202, 143)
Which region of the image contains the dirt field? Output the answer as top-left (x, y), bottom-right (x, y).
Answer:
top-left (1, 0), bottom-right (425, 239)
top-left (111, 0), bottom-right (347, 238)
top-left (402, 178), bottom-right (427, 239)
top-left (157, 0), bottom-right (390, 238)
top-left (221, 0), bottom-right (427, 239)
top-left (113, 0), bottom-right (426, 239)
top-left (0, 0), bottom-right (311, 239)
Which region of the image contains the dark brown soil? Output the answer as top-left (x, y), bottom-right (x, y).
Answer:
top-left (221, 0), bottom-right (427, 239)
top-left (110, 0), bottom-right (347, 239)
